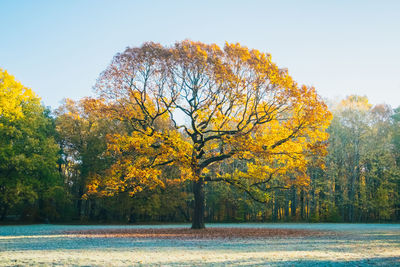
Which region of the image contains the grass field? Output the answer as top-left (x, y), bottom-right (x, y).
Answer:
top-left (1, 223), bottom-right (399, 266)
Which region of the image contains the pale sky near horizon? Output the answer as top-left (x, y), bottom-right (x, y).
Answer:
top-left (1, 0), bottom-right (400, 109)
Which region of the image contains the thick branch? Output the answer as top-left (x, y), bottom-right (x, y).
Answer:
top-left (199, 151), bottom-right (235, 169)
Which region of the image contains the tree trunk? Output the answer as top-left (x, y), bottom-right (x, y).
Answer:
top-left (300, 189), bottom-right (305, 220)
top-left (284, 190), bottom-right (290, 221)
top-left (273, 191), bottom-right (278, 221)
top-left (89, 199), bottom-right (96, 220)
top-left (310, 189), bottom-right (316, 218)
top-left (77, 195), bottom-right (82, 220)
top-left (0, 205), bottom-right (8, 221)
top-left (192, 177), bottom-right (205, 229)
top-left (291, 186), bottom-right (297, 219)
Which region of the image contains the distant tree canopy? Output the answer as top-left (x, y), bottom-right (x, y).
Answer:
top-left (85, 41), bottom-right (332, 228)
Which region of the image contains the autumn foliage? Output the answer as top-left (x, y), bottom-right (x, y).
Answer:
top-left (84, 41), bottom-right (331, 228)
top-left (2, 60), bottom-right (400, 225)
top-left (0, 68), bottom-right (39, 121)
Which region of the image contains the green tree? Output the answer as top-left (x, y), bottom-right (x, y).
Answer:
top-left (0, 69), bottom-right (61, 221)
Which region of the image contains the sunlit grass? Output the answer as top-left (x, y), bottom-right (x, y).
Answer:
top-left (1, 224), bottom-right (399, 266)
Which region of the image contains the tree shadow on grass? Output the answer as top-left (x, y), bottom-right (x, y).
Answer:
top-left (1, 234), bottom-right (399, 252)
top-left (161, 256), bottom-right (400, 266)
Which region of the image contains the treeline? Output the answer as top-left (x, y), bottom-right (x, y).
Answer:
top-left (1, 69), bottom-right (400, 223)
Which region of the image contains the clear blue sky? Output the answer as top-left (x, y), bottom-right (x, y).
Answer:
top-left (1, 0), bottom-right (400, 109)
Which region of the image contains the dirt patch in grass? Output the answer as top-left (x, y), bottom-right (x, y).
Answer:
top-left (63, 227), bottom-right (336, 240)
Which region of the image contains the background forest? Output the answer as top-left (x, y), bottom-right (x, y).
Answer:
top-left (1, 68), bottom-right (400, 224)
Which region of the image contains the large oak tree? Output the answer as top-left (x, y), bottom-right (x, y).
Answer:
top-left (87, 41), bottom-right (331, 229)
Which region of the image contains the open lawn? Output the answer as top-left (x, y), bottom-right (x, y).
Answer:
top-left (1, 223), bottom-right (399, 266)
